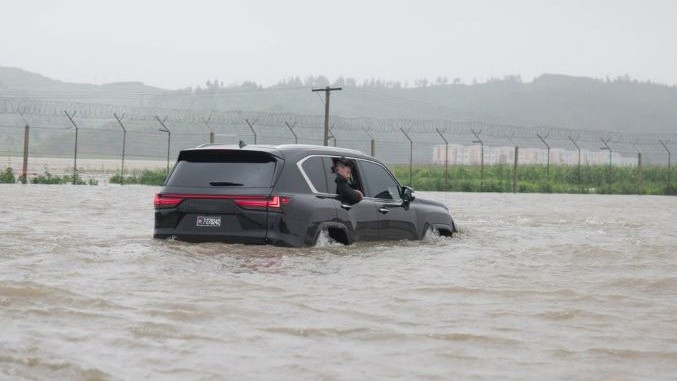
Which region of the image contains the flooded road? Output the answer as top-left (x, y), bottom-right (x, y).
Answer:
top-left (1, 185), bottom-right (676, 381)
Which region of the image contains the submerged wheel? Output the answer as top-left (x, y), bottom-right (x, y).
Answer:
top-left (423, 224), bottom-right (453, 240)
top-left (314, 227), bottom-right (349, 246)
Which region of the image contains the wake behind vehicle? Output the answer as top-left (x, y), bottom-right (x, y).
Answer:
top-left (154, 144), bottom-right (456, 247)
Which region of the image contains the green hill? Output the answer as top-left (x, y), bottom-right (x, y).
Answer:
top-left (2, 66), bottom-right (677, 134)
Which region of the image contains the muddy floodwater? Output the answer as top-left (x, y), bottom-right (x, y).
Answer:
top-left (1, 185), bottom-right (676, 381)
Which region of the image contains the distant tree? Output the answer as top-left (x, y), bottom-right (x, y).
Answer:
top-left (240, 81), bottom-right (260, 89)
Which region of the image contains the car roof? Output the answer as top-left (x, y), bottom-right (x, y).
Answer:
top-left (188, 143), bottom-right (368, 159)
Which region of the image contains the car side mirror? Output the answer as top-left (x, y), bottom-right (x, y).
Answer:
top-left (401, 186), bottom-right (415, 203)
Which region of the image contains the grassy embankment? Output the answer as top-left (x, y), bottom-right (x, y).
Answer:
top-left (391, 164), bottom-right (676, 195)
top-left (2, 165), bottom-right (675, 195)
top-left (0, 167), bottom-right (97, 185)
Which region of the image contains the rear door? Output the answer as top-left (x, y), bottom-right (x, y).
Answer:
top-left (357, 160), bottom-right (417, 241)
top-left (156, 149), bottom-right (279, 243)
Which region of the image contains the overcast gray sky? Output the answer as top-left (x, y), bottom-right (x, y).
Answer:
top-left (1, 0), bottom-right (676, 89)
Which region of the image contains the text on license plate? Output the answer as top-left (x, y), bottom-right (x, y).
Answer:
top-left (196, 216), bottom-right (221, 227)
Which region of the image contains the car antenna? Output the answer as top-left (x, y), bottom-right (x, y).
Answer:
top-left (239, 140), bottom-right (247, 148)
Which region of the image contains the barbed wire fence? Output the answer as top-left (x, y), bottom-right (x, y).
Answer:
top-left (0, 97), bottom-right (675, 191)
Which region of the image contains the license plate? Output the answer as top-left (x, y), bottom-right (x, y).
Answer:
top-left (196, 216), bottom-right (221, 227)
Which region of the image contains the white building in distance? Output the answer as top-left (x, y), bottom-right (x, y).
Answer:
top-left (432, 145), bottom-right (637, 166)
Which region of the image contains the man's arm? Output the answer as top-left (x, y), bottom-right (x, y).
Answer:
top-left (337, 180), bottom-right (363, 204)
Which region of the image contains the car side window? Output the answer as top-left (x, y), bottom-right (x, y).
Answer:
top-left (322, 156), bottom-right (337, 194)
top-left (359, 161), bottom-right (401, 200)
top-left (300, 156), bottom-right (329, 193)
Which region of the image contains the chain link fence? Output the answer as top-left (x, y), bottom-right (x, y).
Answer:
top-left (0, 98), bottom-right (675, 192)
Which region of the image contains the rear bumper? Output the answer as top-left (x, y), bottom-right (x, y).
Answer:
top-left (153, 228), bottom-right (268, 245)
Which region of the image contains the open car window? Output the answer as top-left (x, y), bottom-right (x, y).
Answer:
top-left (330, 157), bottom-right (364, 194)
top-left (358, 160), bottom-right (401, 200)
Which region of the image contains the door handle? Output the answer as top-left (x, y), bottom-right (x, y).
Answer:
top-left (378, 207), bottom-right (389, 214)
top-left (341, 204), bottom-right (352, 210)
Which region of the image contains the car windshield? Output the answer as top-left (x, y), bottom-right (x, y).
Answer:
top-left (166, 150), bottom-right (277, 188)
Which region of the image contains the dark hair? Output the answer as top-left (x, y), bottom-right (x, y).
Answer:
top-left (336, 157), bottom-right (352, 167)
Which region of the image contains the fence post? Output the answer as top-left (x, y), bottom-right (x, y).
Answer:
top-left (471, 129), bottom-right (484, 191)
top-left (362, 127), bottom-right (375, 157)
top-left (513, 146), bottom-right (519, 193)
top-left (202, 113), bottom-right (214, 143)
top-left (64, 110), bottom-right (79, 185)
top-left (659, 140), bottom-right (671, 193)
top-left (600, 137), bottom-right (612, 193)
top-left (327, 125), bottom-right (337, 147)
top-left (435, 128), bottom-right (449, 189)
top-left (569, 135), bottom-right (581, 193)
top-left (284, 121), bottom-right (298, 144)
top-left (245, 118), bottom-right (258, 144)
top-left (113, 113), bottom-right (127, 185)
top-left (537, 133), bottom-right (550, 178)
top-left (637, 152), bottom-right (643, 195)
top-left (155, 116), bottom-right (171, 175)
top-left (400, 128), bottom-right (413, 186)
top-left (18, 110), bottom-right (30, 184)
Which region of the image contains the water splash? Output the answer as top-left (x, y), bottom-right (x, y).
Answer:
top-left (314, 228), bottom-right (344, 248)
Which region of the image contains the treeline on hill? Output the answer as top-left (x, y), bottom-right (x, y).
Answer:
top-left (5, 66), bottom-right (676, 135)
top-left (4, 165), bottom-right (674, 195)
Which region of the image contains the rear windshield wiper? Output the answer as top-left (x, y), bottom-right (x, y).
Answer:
top-left (210, 181), bottom-right (244, 186)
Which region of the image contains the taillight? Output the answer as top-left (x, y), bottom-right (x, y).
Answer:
top-left (234, 195), bottom-right (291, 212)
top-left (154, 194), bottom-right (290, 211)
top-left (154, 193), bottom-right (183, 208)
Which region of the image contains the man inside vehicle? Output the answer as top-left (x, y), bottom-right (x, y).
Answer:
top-left (334, 157), bottom-right (363, 205)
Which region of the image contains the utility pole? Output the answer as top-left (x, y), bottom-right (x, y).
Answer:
top-left (155, 116), bottom-right (171, 175)
top-left (114, 113), bottom-right (127, 185)
top-left (284, 121), bottom-right (298, 144)
top-left (18, 110), bottom-right (30, 184)
top-left (312, 86), bottom-right (342, 146)
top-left (64, 110), bottom-right (79, 185)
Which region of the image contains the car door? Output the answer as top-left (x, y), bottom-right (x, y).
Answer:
top-left (324, 156), bottom-right (379, 242)
top-left (357, 160), bottom-right (417, 241)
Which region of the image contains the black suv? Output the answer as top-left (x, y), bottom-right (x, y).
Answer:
top-left (154, 144), bottom-right (456, 247)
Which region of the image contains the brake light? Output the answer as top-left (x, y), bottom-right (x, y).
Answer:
top-left (153, 193), bottom-right (290, 211)
top-left (154, 193), bottom-right (183, 208)
top-left (233, 196), bottom-right (291, 211)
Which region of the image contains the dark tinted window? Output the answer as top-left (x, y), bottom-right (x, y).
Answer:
top-left (300, 156), bottom-right (328, 193)
top-left (359, 161), bottom-right (401, 200)
top-left (167, 150), bottom-right (277, 188)
top-left (322, 157), bottom-right (337, 193)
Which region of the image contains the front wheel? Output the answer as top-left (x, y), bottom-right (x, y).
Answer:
top-left (422, 224), bottom-right (453, 241)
